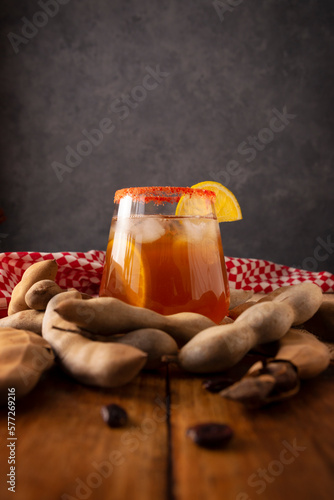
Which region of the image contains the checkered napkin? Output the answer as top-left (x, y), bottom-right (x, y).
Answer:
top-left (0, 251), bottom-right (333, 318)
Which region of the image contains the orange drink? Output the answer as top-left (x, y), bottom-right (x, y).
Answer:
top-left (100, 187), bottom-right (230, 323)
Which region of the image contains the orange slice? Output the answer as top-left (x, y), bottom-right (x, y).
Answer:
top-left (104, 236), bottom-right (147, 308)
top-left (176, 181), bottom-right (242, 222)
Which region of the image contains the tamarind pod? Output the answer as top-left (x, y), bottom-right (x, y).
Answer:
top-left (53, 297), bottom-right (166, 333)
top-left (0, 327), bottom-right (54, 404)
top-left (111, 329), bottom-right (178, 370)
top-left (178, 301), bottom-right (294, 373)
top-left (42, 292), bottom-right (147, 388)
top-left (269, 283), bottom-right (323, 325)
top-left (24, 280), bottom-right (92, 312)
top-left (8, 260), bottom-right (58, 315)
top-left (229, 288), bottom-right (254, 310)
top-left (228, 288), bottom-right (300, 321)
top-left (0, 309), bottom-right (44, 335)
top-left (54, 297), bottom-right (215, 347)
top-left (230, 283), bottom-right (323, 326)
top-left (303, 300), bottom-right (334, 342)
top-left (25, 280), bottom-right (65, 311)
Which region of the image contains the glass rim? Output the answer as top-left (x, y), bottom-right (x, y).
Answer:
top-left (114, 186), bottom-right (216, 204)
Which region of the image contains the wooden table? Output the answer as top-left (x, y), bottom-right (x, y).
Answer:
top-left (1, 297), bottom-right (334, 500)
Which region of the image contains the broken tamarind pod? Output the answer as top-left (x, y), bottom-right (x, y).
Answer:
top-left (8, 260), bottom-right (58, 315)
top-left (303, 300), bottom-right (334, 342)
top-left (265, 328), bottom-right (331, 379)
top-left (25, 280), bottom-right (66, 311)
top-left (229, 288), bottom-right (254, 310)
top-left (177, 284), bottom-right (323, 373)
top-left (0, 309), bottom-right (44, 335)
top-left (110, 329), bottom-right (178, 370)
top-left (220, 328), bottom-right (331, 407)
top-left (220, 363), bottom-right (299, 409)
top-left (42, 292), bottom-right (147, 388)
top-left (53, 297), bottom-right (215, 347)
top-left (0, 327), bottom-right (55, 404)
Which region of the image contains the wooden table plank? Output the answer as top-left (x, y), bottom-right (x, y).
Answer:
top-left (0, 366), bottom-right (168, 500)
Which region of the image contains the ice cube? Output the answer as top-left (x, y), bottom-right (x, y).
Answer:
top-left (131, 217), bottom-right (166, 243)
top-left (182, 219), bottom-right (216, 244)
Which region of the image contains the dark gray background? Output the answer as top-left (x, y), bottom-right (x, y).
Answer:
top-left (1, 0), bottom-right (333, 273)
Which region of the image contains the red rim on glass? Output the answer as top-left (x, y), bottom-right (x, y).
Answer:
top-left (114, 186), bottom-right (216, 205)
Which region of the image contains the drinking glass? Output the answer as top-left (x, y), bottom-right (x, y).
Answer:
top-left (99, 186), bottom-right (230, 323)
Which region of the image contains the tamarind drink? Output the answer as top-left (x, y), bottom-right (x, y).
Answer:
top-left (100, 187), bottom-right (230, 323)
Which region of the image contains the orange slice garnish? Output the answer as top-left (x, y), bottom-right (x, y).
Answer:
top-left (104, 235), bottom-right (147, 308)
top-left (176, 181), bottom-right (242, 222)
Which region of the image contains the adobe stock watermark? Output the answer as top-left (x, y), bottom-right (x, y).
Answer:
top-left (7, 0), bottom-right (71, 55)
top-left (236, 438), bottom-right (306, 499)
top-left (293, 230), bottom-right (334, 272)
top-left (61, 395), bottom-right (178, 500)
top-left (213, 0), bottom-right (244, 23)
top-left (210, 106), bottom-right (296, 187)
top-left (51, 65), bottom-right (169, 183)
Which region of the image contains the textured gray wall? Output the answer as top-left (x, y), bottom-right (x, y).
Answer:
top-left (1, 0), bottom-right (333, 273)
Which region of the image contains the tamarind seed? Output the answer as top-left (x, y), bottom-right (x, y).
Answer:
top-left (101, 404), bottom-right (128, 427)
top-left (186, 423), bottom-right (234, 449)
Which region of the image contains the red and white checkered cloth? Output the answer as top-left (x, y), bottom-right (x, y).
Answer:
top-left (0, 251), bottom-right (333, 318)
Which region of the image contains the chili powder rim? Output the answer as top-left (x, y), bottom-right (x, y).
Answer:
top-left (114, 186), bottom-right (216, 205)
